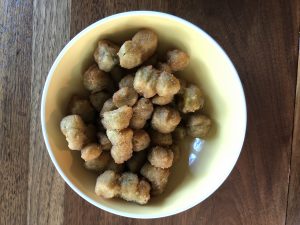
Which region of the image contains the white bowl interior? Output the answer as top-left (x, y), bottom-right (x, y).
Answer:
top-left (42, 12), bottom-right (246, 218)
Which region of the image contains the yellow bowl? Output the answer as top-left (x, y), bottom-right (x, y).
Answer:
top-left (41, 11), bottom-right (247, 218)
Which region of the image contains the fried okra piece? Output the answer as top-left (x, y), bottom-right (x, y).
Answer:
top-left (100, 98), bottom-right (117, 117)
top-left (186, 114), bottom-right (212, 138)
top-left (133, 65), bottom-right (160, 98)
top-left (94, 40), bottom-right (119, 72)
top-left (84, 151), bottom-right (111, 172)
top-left (178, 84), bottom-right (204, 113)
top-left (119, 74), bottom-right (134, 89)
top-left (118, 41), bottom-right (143, 69)
top-left (60, 115), bottom-right (87, 150)
top-left (172, 125), bottom-right (186, 140)
top-left (132, 130), bottom-right (150, 152)
top-left (107, 128), bottom-right (133, 164)
top-left (89, 91), bottom-right (110, 112)
top-left (132, 29), bottom-right (158, 60)
top-left (130, 98), bottom-right (154, 129)
top-left (81, 143), bottom-right (102, 161)
top-left (68, 95), bottom-right (96, 123)
top-left (101, 105), bottom-right (133, 130)
top-left (118, 29), bottom-right (158, 69)
top-left (113, 87), bottom-right (138, 107)
top-left (151, 106), bottom-right (181, 133)
top-left (119, 172), bottom-right (151, 205)
top-left (126, 151), bottom-right (148, 173)
top-left (157, 62), bottom-right (172, 73)
top-left (152, 95), bottom-right (173, 105)
top-left (149, 130), bottom-right (172, 146)
top-left (166, 49), bottom-right (190, 72)
top-left (148, 146), bottom-right (174, 169)
top-left (140, 162), bottom-right (170, 195)
top-left (156, 71), bottom-right (180, 97)
top-left (95, 170), bottom-right (120, 198)
top-left (83, 64), bottom-right (113, 93)
top-left (97, 132), bottom-right (112, 150)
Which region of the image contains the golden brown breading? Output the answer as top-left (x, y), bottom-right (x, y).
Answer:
top-left (130, 98), bottom-right (154, 129)
top-left (178, 84), bottom-right (204, 113)
top-left (101, 105), bottom-right (133, 130)
top-left (186, 114), bottom-right (212, 138)
top-left (156, 71), bottom-right (180, 97)
top-left (151, 106), bottom-right (181, 133)
top-left (81, 143), bottom-right (102, 161)
top-left (94, 40), bottom-right (119, 72)
top-left (148, 146), bottom-right (174, 169)
top-left (140, 162), bottom-right (170, 195)
top-left (166, 49), bottom-right (190, 72)
top-left (95, 170), bottom-right (120, 198)
top-left (113, 87), bottom-right (138, 107)
top-left (132, 129), bottom-right (150, 152)
top-left (83, 64), bottom-right (113, 93)
top-left (133, 65), bottom-right (160, 98)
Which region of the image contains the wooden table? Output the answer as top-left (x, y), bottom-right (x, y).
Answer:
top-left (1, 0), bottom-right (299, 224)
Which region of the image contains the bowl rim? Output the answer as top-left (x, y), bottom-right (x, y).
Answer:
top-left (41, 10), bottom-right (247, 219)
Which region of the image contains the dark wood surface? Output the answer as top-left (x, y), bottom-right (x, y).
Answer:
top-left (0, 0), bottom-right (299, 224)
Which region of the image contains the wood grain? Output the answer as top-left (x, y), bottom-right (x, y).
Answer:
top-left (0, 0), bottom-right (299, 224)
top-left (0, 1), bottom-right (32, 224)
top-left (27, 0), bottom-right (71, 225)
top-left (286, 38), bottom-right (300, 225)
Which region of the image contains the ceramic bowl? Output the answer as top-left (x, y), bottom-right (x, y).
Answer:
top-left (41, 11), bottom-right (247, 218)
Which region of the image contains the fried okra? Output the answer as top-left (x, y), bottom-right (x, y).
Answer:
top-left (84, 151), bottom-right (111, 172)
top-left (140, 162), bottom-right (170, 195)
top-left (113, 87), bottom-right (138, 107)
top-left (107, 128), bottom-right (133, 164)
top-left (101, 105), bottom-right (133, 130)
top-left (119, 74), bottom-right (134, 89)
top-left (60, 115), bottom-right (87, 150)
top-left (151, 106), bottom-right (181, 133)
top-left (178, 84), bottom-right (204, 113)
top-left (94, 40), bottom-right (119, 72)
top-left (186, 114), bottom-right (212, 138)
top-left (130, 98), bottom-right (154, 129)
top-left (118, 29), bottom-right (158, 69)
top-left (89, 91), bottom-right (110, 112)
top-left (166, 49), bottom-right (190, 72)
top-left (148, 146), bottom-right (174, 169)
top-left (68, 95), bottom-right (96, 123)
top-left (83, 64), bottom-right (113, 93)
top-left (156, 71), bottom-right (180, 97)
top-left (133, 65), bottom-right (160, 98)
top-left (97, 132), bottom-right (112, 150)
top-left (149, 130), bottom-right (172, 146)
top-left (81, 143), bottom-right (102, 161)
top-left (132, 129), bottom-right (150, 152)
top-left (100, 98), bottom-right (116, 117)
top-left (119, 172), bottom-right (151, 204)
top-left (157, 62), bottom-right (172, 73)
top-left (95, 170), bottom-right (120, 198)
top-left (152, 95), bottom-right (173, 105)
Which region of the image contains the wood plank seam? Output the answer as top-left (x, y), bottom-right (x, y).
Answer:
top-left (286, 36), bottom-right (300, 225)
